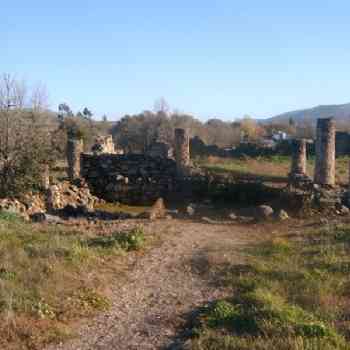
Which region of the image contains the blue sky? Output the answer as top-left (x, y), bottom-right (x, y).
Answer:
top-left (3, 1), bottom-right (350, 120)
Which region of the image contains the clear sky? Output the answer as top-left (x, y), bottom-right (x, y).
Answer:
top-left (3, 1), bottom-right (350, 120)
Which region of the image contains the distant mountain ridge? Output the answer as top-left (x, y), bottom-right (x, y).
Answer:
top-left (267, 103), bottom-right (350, 124)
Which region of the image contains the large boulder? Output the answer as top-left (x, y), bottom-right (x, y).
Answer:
top-left (30, 212), bottom-right (63, 224)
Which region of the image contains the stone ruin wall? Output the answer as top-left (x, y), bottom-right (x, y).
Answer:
top-left (68, 122), bottom-right (344, 210)
top-left (80, 153), bottom-right (177, 204)
top-left (66, 131), bottom-right (191, 204)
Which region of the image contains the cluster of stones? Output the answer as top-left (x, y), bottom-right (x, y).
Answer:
top-left (47, 179), bottom-right (97, 213)
top-left (0, 179), bottom-right (97, 221)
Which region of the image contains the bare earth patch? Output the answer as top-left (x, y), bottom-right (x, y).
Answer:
top-left (44, 219), bottom-right (260, 350)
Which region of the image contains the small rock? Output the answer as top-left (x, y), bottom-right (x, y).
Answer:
top-left (30, 212), bottom-right (47, 223)
top-left (340, 205), bottom-right (350, 215)
top-left (254, 205), bottom-right (274, 221)
top-left (167, 209), bottom-right (179, 215)
top-left (228, 213), bottom-right (237, 220)
top-left (186, 205), bottom-right (195, 216)
top-left (139, 198), bottom-right (167, 220)
top-left (45, 214), bottom-right (63, 224)
top-left (275, 209), bottom-right (289, 221)
top-left (320, 217), bottom-right (329, 225)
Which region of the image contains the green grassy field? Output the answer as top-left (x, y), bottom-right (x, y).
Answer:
top-left (191, 224), bottom-right (350, 350)
top-left (196, 155), bottom-right (350, 185)
top-left (0, 213), bottom-right (146, 350)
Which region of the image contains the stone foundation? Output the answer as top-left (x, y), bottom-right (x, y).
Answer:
top-left (80, 154), bottom-right (177, 204)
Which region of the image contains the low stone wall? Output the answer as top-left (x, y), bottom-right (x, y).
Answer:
top-left (80, 153), bottom-right (177, 204)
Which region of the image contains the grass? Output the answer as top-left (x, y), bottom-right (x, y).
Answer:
top-left (196, 155), bottom-right (350, 185)
top-left (96, 202), bottom-right (150, 215)
top-left (190, 225), bottom-right (350, 349)
top-left (0, 212), bottom-right (146, 350)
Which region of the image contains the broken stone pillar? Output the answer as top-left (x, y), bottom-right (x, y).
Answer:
top-left (174, 128), bottom-right (190, 176)
top-left (67, 138), bottom-right (84, 180)
top-left (314, 118), bottom-right (335, 186)
top-left (290, 139), bottom-right (307, 175)
top-left (41, 164), bottom-right (50, 190)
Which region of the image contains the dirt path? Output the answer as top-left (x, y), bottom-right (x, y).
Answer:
top-left (46, 219), bottom-right (251, 350)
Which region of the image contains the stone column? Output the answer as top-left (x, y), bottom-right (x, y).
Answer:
top-left (41, 164), bottom-right (50, 190)
top-left (174, 128), bottom-right (190, 176)
top-left (290, 139), bottom-right (307, 175)
top-left (67, 138), bottom-right (84, 180)
top-left (314, 118), bottom-right (335, 186)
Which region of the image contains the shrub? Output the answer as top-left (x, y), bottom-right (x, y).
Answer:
top-left (87, 227), bottom-right (145, 252)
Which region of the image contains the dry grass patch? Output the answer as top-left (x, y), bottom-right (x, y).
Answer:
top-left (0, 212), bottom-right (147, 349)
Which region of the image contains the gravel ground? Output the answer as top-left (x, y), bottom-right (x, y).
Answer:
top-left (45, 219), bottom-right (250, 350)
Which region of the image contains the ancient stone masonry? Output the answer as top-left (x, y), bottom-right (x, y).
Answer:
top-left (290, 139), bottom-right (307, 175)
top-left (174, 128), bottom-right (190, 176)
top-left (314, 118), bottom-right (336, 186)
top-left (288, 139), bottom-right (312, 190)
top-left (67, 138), bottom-right (84, 180)
top-left (47, 179), bottom-right (96, 213)
top-left (91, 135), bottom-right (119, 155)
top-left (41, 164), bottom-right (50, 190)
top-left (146, 141), bottom-right (173, 159)
top-left (80, 154), bottom-right (177, 204)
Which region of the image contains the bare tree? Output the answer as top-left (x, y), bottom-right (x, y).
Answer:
top-left (31, 81), bottom-right (49, 111)
top-left (0, 74), bottom-right (53, 197)
top-left (153, 97), bottom-right (170, 115)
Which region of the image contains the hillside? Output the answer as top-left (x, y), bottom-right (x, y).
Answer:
top-left (268, 102), bottom-right (350, 124)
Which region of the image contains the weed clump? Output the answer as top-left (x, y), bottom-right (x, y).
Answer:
top-left (87, 227), bottom-right (145, 251)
